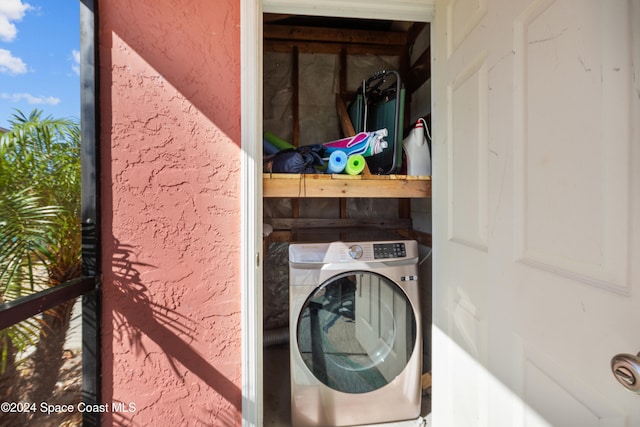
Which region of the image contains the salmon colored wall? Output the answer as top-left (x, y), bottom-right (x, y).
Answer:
top-left (99, 1), bottom-right (242, 425)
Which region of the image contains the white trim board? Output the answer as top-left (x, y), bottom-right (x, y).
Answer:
top-left (263, 0), bottom-right (435, 22)
top-left (240, 0), bottom-right (264, 425)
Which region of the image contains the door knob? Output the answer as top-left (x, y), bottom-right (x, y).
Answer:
top-left (611, 352), bottom-right (640, 394)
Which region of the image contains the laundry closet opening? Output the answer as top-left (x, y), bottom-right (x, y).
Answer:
top-left (260, 12), bottom-right (433, 426)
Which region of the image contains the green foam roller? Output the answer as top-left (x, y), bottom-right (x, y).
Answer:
top-left (264, 131), bottom-right (295, 151)
top-left (345, 154), bottom-right (366, 175)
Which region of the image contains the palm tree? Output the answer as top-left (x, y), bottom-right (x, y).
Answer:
top-left (0, 190), bottom-right (60, 414)
top-left (0, 109), bottom-right (81, 407)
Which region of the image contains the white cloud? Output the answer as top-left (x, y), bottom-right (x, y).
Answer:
top-left (0, 48), bottom-right (26, 74)
top-left (1, 92), bottom-right (61, 105)
top-left (0, 0), bottom-right (32, 42)
top-left (71, 49), bottom-right (80, 75)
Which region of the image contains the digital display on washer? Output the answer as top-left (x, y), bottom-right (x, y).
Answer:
top-left (373, 242), bottom-right (406, 259)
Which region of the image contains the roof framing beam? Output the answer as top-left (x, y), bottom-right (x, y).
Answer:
top-left (264, 24), bottom-right (407, 46)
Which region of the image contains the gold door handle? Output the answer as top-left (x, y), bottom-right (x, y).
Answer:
top-left (611, 352), bottom-right (640, 394)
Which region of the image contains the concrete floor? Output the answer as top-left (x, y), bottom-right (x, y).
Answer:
top-left (264, 346), bottom-right (292, 426)
top-left (263, 346), bottom-right (431, 427)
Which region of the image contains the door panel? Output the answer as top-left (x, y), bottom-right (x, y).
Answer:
top-left (513, 0), bottom-right (632, 293)
top-left (448, 53), bottom-right (489, 251)
top-left (433, 0), bottom-right (640, 425)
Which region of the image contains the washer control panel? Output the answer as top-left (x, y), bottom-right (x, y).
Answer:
top-left (373, 242), bottom-right (407, 259)
top-left (290, 240), bottom-right (418, 264)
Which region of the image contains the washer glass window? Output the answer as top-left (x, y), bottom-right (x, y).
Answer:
top-left (296, 271), bottom-right (417, 394)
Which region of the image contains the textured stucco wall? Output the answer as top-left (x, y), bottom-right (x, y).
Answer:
top-left (99, 1), bottom-right (242, 425)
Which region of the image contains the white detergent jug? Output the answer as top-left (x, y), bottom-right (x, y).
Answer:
top-left (403, 118), bottom-right (431, 176)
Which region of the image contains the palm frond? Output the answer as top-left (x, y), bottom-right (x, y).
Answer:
top-left (0, 317), bottom-right (41, 372)
top-left (0, 189), bottom-right (60, 299)
top-left (0, 108), bottom-right (82, 382)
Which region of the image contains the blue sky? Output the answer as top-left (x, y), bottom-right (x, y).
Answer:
top-left (0, 0), bottom-right (80, 129)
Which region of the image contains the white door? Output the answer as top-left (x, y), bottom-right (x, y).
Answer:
top-left (432, 0), bottom-right (640, 426)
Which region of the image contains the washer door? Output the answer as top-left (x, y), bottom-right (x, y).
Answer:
top-left (296, 271), bottom-right (417, 394)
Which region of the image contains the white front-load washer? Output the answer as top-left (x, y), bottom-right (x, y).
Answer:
top-left (289, 239), bottom-right (422, 427)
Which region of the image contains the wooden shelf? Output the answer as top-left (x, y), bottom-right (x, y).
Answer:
top-left (263, 173), bottom-right (431, 198)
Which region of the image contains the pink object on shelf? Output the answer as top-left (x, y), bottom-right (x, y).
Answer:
top-left (323, 129), bottom-right (388, 157)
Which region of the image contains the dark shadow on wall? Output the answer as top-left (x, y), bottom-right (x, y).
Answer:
top-left (102, 238), bottom-right (241, 426)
